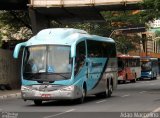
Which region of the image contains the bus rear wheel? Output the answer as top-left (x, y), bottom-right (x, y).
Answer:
top-left (104, 79), bottom-right (113, 98)
top-left (131, 73), bottom-right (136, 83)
top-left (123, 75), bottom-right (127, 84)
top-left (96, 80), bottom-right (113, 98)
top-left (107, 81), bottom-right (113, 97)
top-left (34, 100), bottom-right (42, 106)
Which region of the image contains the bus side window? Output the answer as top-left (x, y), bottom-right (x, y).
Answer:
top-left (75, 41), bottom-right (86, 75)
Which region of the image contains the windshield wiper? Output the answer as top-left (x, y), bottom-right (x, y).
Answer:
top-left (53, 73), bottom-right (69, 79)
top-left (24, 72), bottom-right (70, 80)
top-left (23, 72), bottom-right (40, 80)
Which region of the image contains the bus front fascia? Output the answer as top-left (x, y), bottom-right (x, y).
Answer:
top-left (13, 42), bottom-right (27, 59)
top-left (13, 42), bottom-right (76, 81)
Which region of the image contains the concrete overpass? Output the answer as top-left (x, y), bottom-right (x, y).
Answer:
top-left (28, 0), bottom-right (142, 33)
top-left (0, 0), bottom-right (28, 10)
top-left (0, 0), bottom-right (142, 33)
top-left (0, 0), bottom-right (142, 10)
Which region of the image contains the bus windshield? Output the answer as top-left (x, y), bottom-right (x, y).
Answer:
top-left (23, 45), bottom-right (72, 82)
top-left (141, 61), bottom-right (151, 72)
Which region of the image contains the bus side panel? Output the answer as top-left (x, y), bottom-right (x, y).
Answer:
top-left (87, 57), bottom-right (117, 95)
top-left (132, 67), bottom-right (141, 79)
top-left (105, 58), bottom-right (117, 90)
top-left (152, 59), bottom-right (159, 78)
top-left (151, 65), bottom-right (159, 78)
top-left (73, 65), bottom-right (87, 89)
top-left (86, 58), bottom-right (107, 95)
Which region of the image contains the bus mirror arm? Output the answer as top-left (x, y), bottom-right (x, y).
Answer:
top-left (85, 59), bottom-right (92, 67)
top-left (86, 68), bottom-right (89, 78)
top-left (86, 62), bottom-right (88, 66)
top-left (85, 61), bottom-right (89, 78)
top-left (13, 42), bottom-right (26, 59)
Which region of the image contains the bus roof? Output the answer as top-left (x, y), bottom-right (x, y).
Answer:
top-left (117, 54), bottom-right (140, 58)
top-left (141, 57), bottom-right (158, 61)
top-left (26, 28), bottom-right (115, 46)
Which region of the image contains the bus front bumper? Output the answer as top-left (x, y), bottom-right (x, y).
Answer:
top-left (118, 76), bottom-right (124, 81)
top-left (21, 85), bottom-right (82, 100)
top-left (141, 72), bottom-right (152, 79)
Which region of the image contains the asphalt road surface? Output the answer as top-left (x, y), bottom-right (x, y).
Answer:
top-left (0, 78), bottom-right (160, 118)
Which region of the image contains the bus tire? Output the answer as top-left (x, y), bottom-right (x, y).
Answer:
top-left (151, 73), bottom-right (154, 80)
top-left (155, 75), bottom-right (157, 80)
top-left (34, 100), bottom-right (42, 106)
top-left (76, 84), bottom-right (86, 104)
top-left (123, 80), bottom-right (126, 84)
top-left (105, 79), bottom-right (112, 98)
top-left (131, 73), bottom-right (136, 83)
top-left (107, 81), bottom-right (113, 97)
top-left (96, 79), bottom-right (113, 98)
top-left (123, 75), bottom-right (127, 84)
top-left (154, 73), bottom-right (157, 80)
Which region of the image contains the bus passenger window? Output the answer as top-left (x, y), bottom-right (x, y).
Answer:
top-left (75, 41), bottom-right (86, 75)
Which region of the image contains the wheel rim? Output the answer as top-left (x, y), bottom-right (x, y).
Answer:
top-left (105, 87), bottom-right (109, 95)
top-left (110, 84), bottom-right (113, 94)
top-left (81, 88), bottom-right (85, 102)
top-left (82, 89), bottom-right (85, 97)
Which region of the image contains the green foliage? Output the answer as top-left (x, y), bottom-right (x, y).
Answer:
top-left (0, 10), bottom-right (31, 30)
top-left (51, 22), bottom-right (112, 37)
top-left (141, 0), bottom-right (160, 10)
top-left (113, 34), bottom-right (140, 54)
top-left (139, 0), bottom-right (160, 22)
top-left (0, 10), bottom-right (32, 42)
top-left (0, 32), bottom-right (2, 47)
top-left (102, 11), bottom-right (142, 27)
top-left (155, 30), bottom-right (160, 37)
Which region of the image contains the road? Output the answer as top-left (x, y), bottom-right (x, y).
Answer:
top-left (0, 78), bottom-right (160, 118)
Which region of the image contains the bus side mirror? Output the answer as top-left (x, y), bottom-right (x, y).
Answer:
top-left (13, 42), bottom-right (26, 59)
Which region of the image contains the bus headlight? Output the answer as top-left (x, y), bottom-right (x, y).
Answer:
top-left (149, 72), bottom-right (152, 75)
top-left (21, 86), bottom-right (31, 91)
top-left (60, 86), bottom-right (74, 91)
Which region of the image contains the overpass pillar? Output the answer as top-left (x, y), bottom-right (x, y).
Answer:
top-left (29, 8), bottom-right (50, 34)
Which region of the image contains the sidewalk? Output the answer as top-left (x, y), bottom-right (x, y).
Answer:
top-left (0, 90), bottom-right (21, 100)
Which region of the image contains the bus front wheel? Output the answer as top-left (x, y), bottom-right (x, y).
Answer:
top-left (76, 86), bottom-right (86, 104)
top-left (131, 73), bottom-right (136, 83)
top-left (34, 100), bottom-right (42, 106)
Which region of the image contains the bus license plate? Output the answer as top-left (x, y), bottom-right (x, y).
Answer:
top-left (41, 94), bottom-right (51, 98)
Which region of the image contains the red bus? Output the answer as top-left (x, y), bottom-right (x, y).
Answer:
top-left (118, 55), bottom-right (141, 83)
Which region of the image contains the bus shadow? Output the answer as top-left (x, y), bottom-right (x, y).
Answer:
top-left (118, 78), bottom-right (157, 85)
top-left (118, 81), bottom-right (136, 85)
top-left (28, 95), bottom-right (115, 107)
top-left (138, 79), bottom-right (155, 81)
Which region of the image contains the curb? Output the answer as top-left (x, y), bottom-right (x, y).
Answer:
top-left (0, 93), bottom-right (21, 100)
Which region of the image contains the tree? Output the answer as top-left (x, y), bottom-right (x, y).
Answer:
top-left (139, 0), bottom-right (160, 22)
top-left (0, 10), bottom-right (31, 30)
top-left (0, 10), bottom-right (32, 45)
top-left (155, 30), bottom-right (160, 37)
top-left (0, 32), bottom-right (2, 47)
